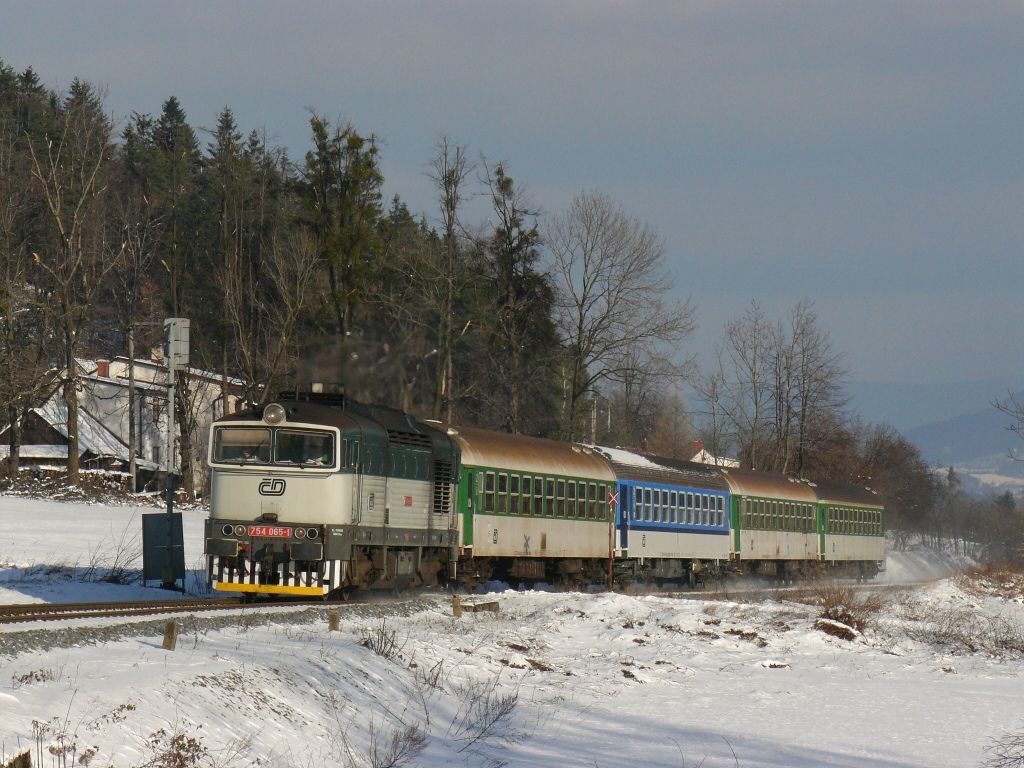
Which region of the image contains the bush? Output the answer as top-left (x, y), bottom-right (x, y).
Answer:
top-left (793, 583), bottom-right (888, 635)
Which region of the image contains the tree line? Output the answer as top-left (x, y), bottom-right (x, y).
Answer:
top-left (0, 62), bottom-right (1015, 556)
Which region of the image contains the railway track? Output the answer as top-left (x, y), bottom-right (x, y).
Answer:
top-left (0, 597), bottom-right (325, 625)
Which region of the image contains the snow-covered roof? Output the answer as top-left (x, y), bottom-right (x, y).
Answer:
top-left (691, 448), bottom-right (739, 467)
top-left (0, 444), bottom-right (69, 460)
top-left (588, 445), bottom-right (673, 472)
top-left (30, 398), bottom-right (159, 470)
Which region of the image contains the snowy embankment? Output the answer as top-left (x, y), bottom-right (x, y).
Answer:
top-left (0, 496), bottom-right (1021, 767)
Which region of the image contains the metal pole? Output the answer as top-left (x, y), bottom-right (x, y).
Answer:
top-left (166, 360), bottom-right (175, 516)
top-left (128, 327), bottom-right (137, 493)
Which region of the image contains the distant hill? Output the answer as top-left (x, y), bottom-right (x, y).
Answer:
top-left (906, 405), bottom-right (1019, 466)
top-left (847, 376), bottom-right (1019, 432)
top-left (904, 402), bottom-right (1024, 499)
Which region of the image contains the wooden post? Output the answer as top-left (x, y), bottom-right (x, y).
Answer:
top-left (452, 594), bottom-right (462, 618)
top-left (162, 620), bottom-right (180, 651)
top-left (328, 609), bottom-right (340, 632)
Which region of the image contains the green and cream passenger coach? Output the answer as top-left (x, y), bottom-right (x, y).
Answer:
top-left (432, 424), bottom-right (616, 589)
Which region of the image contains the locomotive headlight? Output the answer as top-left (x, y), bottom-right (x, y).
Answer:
top-left (295, 528), bottom-right (306, 539)
top-left (234, 525), bottom-right (246, 536)
top-left (222, 524), bottom-right (234, 536)
top-left (263, 403), bottom-right (287, 425)
top-left (306, 528), bottom-right (319, 540)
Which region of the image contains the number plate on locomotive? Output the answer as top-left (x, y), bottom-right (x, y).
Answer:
top-left (247, 525), bottom-right (293, 538)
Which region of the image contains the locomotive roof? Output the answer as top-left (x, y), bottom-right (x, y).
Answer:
top-left (808, 478), bottom-right (883, 508)
top-left (717, 467), bottom-right (818, 502)
top-left (593, 447), bottom-right (730, 491)
top-left (217, 400), bottom-right (386, 438)
top-left (428, 424), bottom-right (616, 480)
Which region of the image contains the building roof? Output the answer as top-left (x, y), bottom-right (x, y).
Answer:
top-left (691, 448), bottom-right (739, 467)
top-left (30, 398), bottom-right (159, 470)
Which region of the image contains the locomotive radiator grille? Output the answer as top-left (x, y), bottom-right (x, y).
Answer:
top-left (432, 460), bottom-right (455, 516)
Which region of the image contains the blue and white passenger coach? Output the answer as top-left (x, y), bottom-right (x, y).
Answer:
top-left (594, 447), bottom-right (731, 586)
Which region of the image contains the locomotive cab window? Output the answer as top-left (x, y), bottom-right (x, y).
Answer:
top-left (275, 429), bottom-right (335, 467)
top-left (213, 427), bottom-right (271, 464)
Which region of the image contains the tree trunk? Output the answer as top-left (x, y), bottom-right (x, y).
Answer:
top-left (64, 319), bottom-right (79, 484)
top-left (7, 405), bottom-right (19, 483)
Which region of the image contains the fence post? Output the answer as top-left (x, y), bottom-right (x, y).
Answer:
top-left (162, 620), bottom-right (180, 651)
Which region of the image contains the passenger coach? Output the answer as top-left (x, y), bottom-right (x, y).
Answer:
top-left (722, 468), bottom-right (820, 579)
top-left (431, 425), bottom-right (616, 588)
top-left (595, 447), bottom-right (730, 587)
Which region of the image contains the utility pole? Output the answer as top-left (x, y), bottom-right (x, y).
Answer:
top-left (163, 318), bottom-right (190, 513)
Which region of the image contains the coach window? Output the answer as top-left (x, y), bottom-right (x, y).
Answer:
top-left (484, 472), bottom-right (495, 513)
top-left (669, 491), bottom-right (678, 523)
top-left (642, 488), bottom-right (650, 521)
top-left (520, 476), bottom-right (531, 516)
top-left (544, 479), bottom-right (554, 516)
top-left (496, 473), bottom-right (507, 514)
top-left (508, 474), bottom-right (519, 514)
top-left (716, 496), bottom-right (724, 527)
top-left (598, 485), bottom-right (607, 520)
top-left (566, 480), bottom-right (576, 518)
top-left (534, 478), bottom-right (545, 516)
top-left (554, 479), bottom-right (565, 517)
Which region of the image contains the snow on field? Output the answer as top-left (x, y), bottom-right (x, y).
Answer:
top-left (0, 496), bottom-right (1021, 767)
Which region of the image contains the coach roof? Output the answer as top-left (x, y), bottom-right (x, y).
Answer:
top-left (429, 424), bottom-right (616, 480)
top-left (718, 467), bottom-right (818, 502)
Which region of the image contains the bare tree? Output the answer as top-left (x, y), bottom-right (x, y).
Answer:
top-left (427, 136), bottom-right (474, 422)
top-left (692, 366), bottom-right (732, 464)
top-left (110, 180), bottom-right (162, 491)
top-left (546, 190), bottom-right (695, 440)
top-left (0, 114), bottom-right (51, 481)
top-left (994, 392), bottom-right (1024, 456)
top-left (769, 300), bottom-right (848, 474)
top-left (716, 301), bottom-right (774, 470)
top-left (222, 226), bottom-right (322, 404)
top-left (27, 81), bottom-right (119, 483)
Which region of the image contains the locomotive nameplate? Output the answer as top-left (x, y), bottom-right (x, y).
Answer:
top-left (248, 525), bottom-right (293, 538)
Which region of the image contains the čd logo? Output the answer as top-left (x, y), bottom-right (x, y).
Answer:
top-left (258, 479), bottom-right (286, 496)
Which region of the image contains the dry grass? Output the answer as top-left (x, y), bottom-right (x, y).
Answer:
top-left (789, 582), bottom-right (889, 635)
top-left (956, 563), bottom-right (1024, 600)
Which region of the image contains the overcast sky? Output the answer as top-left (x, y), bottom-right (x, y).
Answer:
top-left (3, 1), bottom-right (1022, 398)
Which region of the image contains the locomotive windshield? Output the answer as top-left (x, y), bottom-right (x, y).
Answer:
top-left (213, 427), bottom-right (271, 463)
top-left (275, 430), bottom-right (334, 466)
top-left (212, 426), bottom-right (335, 467)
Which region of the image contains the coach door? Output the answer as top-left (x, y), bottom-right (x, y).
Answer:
top-left (618, 483), bottom-right (630, 550)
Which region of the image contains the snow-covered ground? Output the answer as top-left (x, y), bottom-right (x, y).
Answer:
top-left (0, 496), bottom-right (1021, 767)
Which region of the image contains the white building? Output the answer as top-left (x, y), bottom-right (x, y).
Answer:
top-left (0, 353), bottom-right (247, 493)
